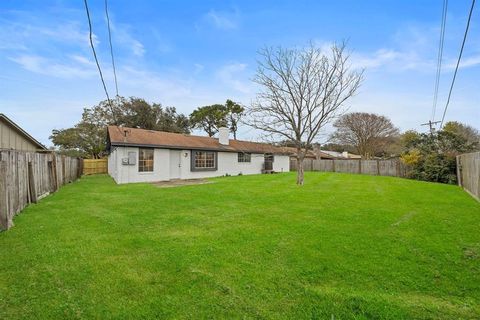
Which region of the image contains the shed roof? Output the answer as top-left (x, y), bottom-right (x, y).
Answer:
top-left (0, 114), bottom-right (47, 150)
top-left (107, 126), bottom-right (290, 155)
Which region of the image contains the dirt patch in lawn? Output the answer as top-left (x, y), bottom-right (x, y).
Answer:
top-left (152, 179), bottom-right (213, 188)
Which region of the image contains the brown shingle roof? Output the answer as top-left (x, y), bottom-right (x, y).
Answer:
top-left (107, 126), bottom-right (289, 154)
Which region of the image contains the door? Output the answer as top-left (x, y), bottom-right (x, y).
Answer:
top-left (264, 153), bottom-right (274, 171)
top-left (169, 150), bottom-right (181, 179)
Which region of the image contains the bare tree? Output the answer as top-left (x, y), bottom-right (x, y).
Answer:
top-left (248, 42), bottom-right (363, 185)
top-left (331, 112), bottom-right (399, 159)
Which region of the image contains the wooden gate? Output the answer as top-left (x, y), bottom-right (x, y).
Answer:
top-left (83, 159), bottom-right (108, 175)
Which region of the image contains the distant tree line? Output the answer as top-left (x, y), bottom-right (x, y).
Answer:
top-left (326, 112), bottom-right (479, 184)
top-left (276, 110), bottom-right (479, 185)
top-left (50, 97), bottom-right (244, 158)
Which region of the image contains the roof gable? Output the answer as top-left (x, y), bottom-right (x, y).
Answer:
top-left (0, 114), bottom-right (46, 150)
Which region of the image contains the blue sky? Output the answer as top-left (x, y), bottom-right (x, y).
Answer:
top-left (1, 0), bottom-right (479, 146)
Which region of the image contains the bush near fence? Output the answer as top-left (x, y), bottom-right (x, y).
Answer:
top-left (290, 158), bottom-right (410, 177)
top-left (457, 152), bottom-right (480, 201)
top-left (0, 150), bottom-right (83, 230)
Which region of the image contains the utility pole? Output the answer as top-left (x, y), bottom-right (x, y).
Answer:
top-left (421, 120), bottom-right (441, 135)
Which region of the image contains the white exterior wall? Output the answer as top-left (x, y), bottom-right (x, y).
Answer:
top-left (108, 146), bottom-right (170, 184)
top-left (108, 147), bottom-right (119, 182)
top-left (108, 146), bottom-right (290, 184)
top-left (272, 155), bottom-right (290, 173)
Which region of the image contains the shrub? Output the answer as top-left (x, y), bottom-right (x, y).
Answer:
top-left (402, 129), bottom-right (475, 184)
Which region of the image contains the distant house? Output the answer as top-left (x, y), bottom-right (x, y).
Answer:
top-left (282, 146), bottom-right (335, 160)
top-left (320, 150), bottom-right (362, 160)
top-left (283, 145), bottom-right (361, 161)
top-left (0, 114), bottom-right (46, 152)
top-left (107, 126), bottom-right (290, 184)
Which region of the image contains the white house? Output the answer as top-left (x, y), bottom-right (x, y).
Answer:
top-left (107, 126), bottom-right (290, 184)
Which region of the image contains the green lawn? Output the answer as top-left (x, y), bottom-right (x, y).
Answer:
top-left (1, 173), bottom-right (479, 319)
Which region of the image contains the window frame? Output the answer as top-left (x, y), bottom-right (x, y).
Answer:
top-left (264, 153), bottom-right (275, 163)
top-left (138, 148), bottom-right (154, 172)
top-left (190, 150), bottom-right (218, 171)
top-left (238, 152), bottom-right (251, 163)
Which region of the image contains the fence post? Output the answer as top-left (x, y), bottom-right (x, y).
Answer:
top-left (27, 161), bottom-right (37, 204)
top-left (77, 158), bottom-right (83, 178)
top-left (61, 155), bottom-right (66, 185)
top-left (456, 155), bottom-right (462, 187)
top-left (376, 159), bottom-right (380, 175)
top-left (358, 160), bottom-right (362, 174)
top-left (51, 154), bottom-right (59, 192)
top-left (332, 159), bottom-right (336, 172)
top-left (0, 161), bottom-right (9, 230)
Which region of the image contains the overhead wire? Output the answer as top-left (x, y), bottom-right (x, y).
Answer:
top-left (440, 0), bottom-right (476, 127)
top-left (83, 0), bottom-right (117, 123)
top-left (104, 0), bottom-right (119, 98)
top-left (431, 0), bottom-right (448, 123)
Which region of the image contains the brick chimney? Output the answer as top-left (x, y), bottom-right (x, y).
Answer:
top-left (123, 129), bottom-right (130, 143)
top-left (218, 127), bottom-right (229, 145)
top-left (312, 143), bottom-right (322, 160)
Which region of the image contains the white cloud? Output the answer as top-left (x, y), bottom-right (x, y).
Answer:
top-left (118, 66), bottom-right (191, 99)
top-left (109, 19), bottom-right (145, 57)
top-left (151, 29), bottom-right (173, 53)
top-left (9, 54), bottom-right (97, 79)
top-left (204, 9), bottom-right (239, 30)
top-left (37, 22), bottom-right (98, 47)
top-left (216, 62), bottom-right (252, 93)
top-left (0, 18), bottom-right (96, 51)
top-left (351, 49), bottom-right (401, 69)
top-left (194, 63), bottom-right (204, 74)
top-left (446, 54), bottom-right (480, 70)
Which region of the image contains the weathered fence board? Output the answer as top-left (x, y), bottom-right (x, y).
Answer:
top-left (83, 159), bottom-right (108, 175)
top-left (457, 152), bottom-right (480, 201)
top-left (290, 159), bottom-right (409, 178)
top-left (0, 150), bottom-right (83, 231)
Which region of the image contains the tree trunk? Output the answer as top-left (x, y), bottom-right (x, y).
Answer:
top-left (296, 149), bottom-right (304, 186)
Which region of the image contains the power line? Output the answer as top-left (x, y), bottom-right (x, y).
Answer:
top-left (431, 0), bottom-right (448, 122)
top-left (421, 120), bottom-right (441, 135)
top-left (105, 0), bottom-right (119, 97)
top-left (440, 0), bottom-right (476, 128)
top-left (83, 0), bottom-right (116, 122)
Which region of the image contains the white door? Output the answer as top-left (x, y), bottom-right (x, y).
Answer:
top-left (169, 150), bottom-right (181, 179)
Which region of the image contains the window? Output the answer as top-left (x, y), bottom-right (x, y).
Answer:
top-left (192, 151), bottom-right (217, 171)
top-left (238, 152), bottom-right (251, 162)
top-left (138, 148), bottom-right (154, 172)
top-left (264, 154), bottom-right (274, 162)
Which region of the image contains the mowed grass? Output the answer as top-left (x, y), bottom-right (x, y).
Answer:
top-left (0, 173), bottom-right (479, 319)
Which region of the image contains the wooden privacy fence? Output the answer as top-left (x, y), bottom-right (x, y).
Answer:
top-left (0, 150), bottom-right (83, 231)
top-left (290, 158), bottom-right (410, 177)
top-left (83, 159), bottom-right (108, 175)
top-left (457, 152), bottom-right (480, 200)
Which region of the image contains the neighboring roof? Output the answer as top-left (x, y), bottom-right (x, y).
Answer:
top-left (280, 147), bottom-right (335, 159)
top-left (107, 126), bottom-right (289, 154)
top-left (321, 150), bottom-right (362, 159)
top-left (0, 114), bottom-right (47, 150)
